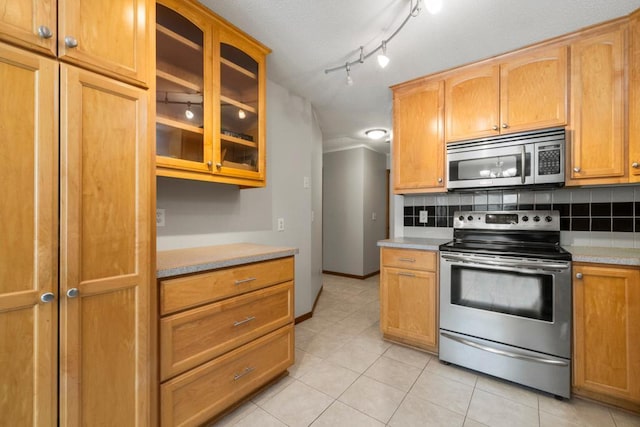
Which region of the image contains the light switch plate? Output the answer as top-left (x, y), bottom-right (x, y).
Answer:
top-left (419, 210), bottom-right (428, 223)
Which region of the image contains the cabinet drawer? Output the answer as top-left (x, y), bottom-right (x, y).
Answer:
top-left (381, 248), bottom-right (437, 271)
top-left (161, 325), bottom-right (294, 427)
top-left (160, 281), bottom-right (293, 381)
top-left (160, 257), bottom-right (294, 315)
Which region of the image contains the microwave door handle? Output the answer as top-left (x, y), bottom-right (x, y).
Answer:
top-left (521, 145), bottom-right (526, 184)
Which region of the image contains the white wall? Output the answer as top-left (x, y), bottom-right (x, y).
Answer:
top-left (323, 146), bottom-right (387, 276)
top-left (156, 80), bottom-right (323, 317)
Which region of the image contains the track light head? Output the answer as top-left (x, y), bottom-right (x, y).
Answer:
top-left (377, 41), bottom-right (389, 68)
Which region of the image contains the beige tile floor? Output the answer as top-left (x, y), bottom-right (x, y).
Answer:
top-left (213, 274), bottom-right (640, 427)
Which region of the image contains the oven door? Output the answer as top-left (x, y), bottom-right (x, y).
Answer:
top-left (439, 252), bottom-right (571, 358)
top-left (447, 143), bottom-right (533, 189)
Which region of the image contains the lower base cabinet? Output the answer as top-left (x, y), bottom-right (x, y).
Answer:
top-left (573, 263), bottom-right (640, 412)
top-left (380, 248), bottom-right (438, 352)
top-left (158, 256), bottom-right (295, 426)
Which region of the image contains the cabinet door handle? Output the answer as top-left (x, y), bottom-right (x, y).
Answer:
top-left (233, 366), bottom-right (255, 381)
top-left (40, 292), bottom-right (55, 303)
top-left (575, 273), bottom-right (583, 279)
top-left (437, 177), bottom-right (443, 183)
top-left (216, 163), bottom-right (222, 169)
top-left (492, 125), bottom-right (499, 131)
top-left (398, 272), bottom-right (415, 278)
top-left (66, 288), bottom-right (79, 298)
top-left (632, 162), bottom-right (639, 169)
top-left (64, 36), bottom-right (78, 48)
top-left (235, 277), bottom-right (257, 285)
top-left (573, 167), bottom-right (581, 173)
top-left (38, 25), bottom-right (53, 39)
top-left (502, 123), bottom-right (508, 129)
top-left (233, 316), bottom-right (256, 327)
top-left (398, 258), bottom-right (415, 263)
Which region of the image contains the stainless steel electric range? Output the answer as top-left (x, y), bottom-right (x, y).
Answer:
top-left (439, 210), bottom-right (572, 398)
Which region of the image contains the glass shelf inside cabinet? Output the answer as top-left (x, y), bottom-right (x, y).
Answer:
top-left (156, 4), bottom-right (204, 163)
top-left (220, 43), bottom-right (259, 172)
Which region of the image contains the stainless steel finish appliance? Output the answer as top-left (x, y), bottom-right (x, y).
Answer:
top-left (446, 127), bottom-right (565, 191)
top-left (439, 210), bottom-right (572, 398)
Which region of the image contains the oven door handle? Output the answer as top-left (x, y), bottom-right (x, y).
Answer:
top-left (521, 144), bottom-right (526, 184)
top-left (441, 332), bottom-right (569, 367)
top-left (440, 253), bottom-right (570, 270)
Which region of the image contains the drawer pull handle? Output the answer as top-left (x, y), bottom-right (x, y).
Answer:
top-left (233, 366), bottom-right (255, 381)
top-left (398, 272), bottom-right (415, 278)
top-left (235, 277), bottom-right (257, 285)
top-left (233, 316), bottom-right (256, 327)
top-left (398, 258), bottom-right (416, 262)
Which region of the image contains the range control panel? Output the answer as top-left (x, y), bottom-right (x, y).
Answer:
top-left (453, 210), bottom-right (560, 231)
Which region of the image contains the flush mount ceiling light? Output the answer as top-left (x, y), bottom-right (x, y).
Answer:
top-left (366, 129), bottom-right (388, 140)
top-left (325, 0), bottom-right (441, 84)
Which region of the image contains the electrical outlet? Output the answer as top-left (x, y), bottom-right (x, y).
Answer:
top-left (372, 212), bottom-right (377, 221)
top-left (303, 176), bottom-right (310, 188)
top-left (277, 218), bottom-right (285, 231)
top-left (419, 210), bottom-right (429, 223)
top-left (156, 209), bottom-right (166, 227)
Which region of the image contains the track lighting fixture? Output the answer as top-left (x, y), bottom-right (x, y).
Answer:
top-left (346, 64), bottom-right (353, 86)
top-left (185, 102), bottom-right (194, 120)
top-left (325, 0), bottom-right (436, 78)
top-left (377, 41), bottom-right (389, 68)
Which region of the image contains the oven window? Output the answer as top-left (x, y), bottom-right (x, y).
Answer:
top-left (450, 266), bottom-right (553, 321)
top-left (449, 153), bottom-right (531, 181)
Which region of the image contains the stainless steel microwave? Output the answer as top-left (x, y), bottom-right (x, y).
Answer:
top-left (446, 127), bottom-right (565, 191)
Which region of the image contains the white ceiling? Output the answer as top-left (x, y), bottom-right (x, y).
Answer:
top-left (201, 0), bottom-right (640, 154)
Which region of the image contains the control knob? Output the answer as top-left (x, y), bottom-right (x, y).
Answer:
top-left (533, 215), bottom-right (541, 222)
top-left (467, 215), bottom-right (473, 221)
top-left (458, 215), bottom-right (464, 221)
top-left (545, 216), bottom-right (553, 222)
top-left (522, 216), bottom-right (529, 222)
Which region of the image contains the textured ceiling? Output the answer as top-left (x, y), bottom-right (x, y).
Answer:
top-left (201, 0), bottom-right (640, 153)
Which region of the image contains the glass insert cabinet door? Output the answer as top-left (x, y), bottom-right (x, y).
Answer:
top-left (155, 2), bottom-right (210, 171)
top-left (215, 29), bottom-right (267, 180)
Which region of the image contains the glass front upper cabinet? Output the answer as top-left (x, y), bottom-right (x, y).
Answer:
top-left (155, 2), bottom-right (210, 171)
top-left (154, 0), bottom-right (270, 186)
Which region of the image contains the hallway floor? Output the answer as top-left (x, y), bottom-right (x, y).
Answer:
top-left (213, 274), bottom-right (640, 427)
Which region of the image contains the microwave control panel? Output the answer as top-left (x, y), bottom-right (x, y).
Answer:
top-left (537, 144), bottom-right (562, 175)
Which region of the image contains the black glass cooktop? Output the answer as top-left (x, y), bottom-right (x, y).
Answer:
top-left (439, 240), bottom-right (572, 261)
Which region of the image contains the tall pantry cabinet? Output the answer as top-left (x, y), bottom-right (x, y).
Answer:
top-left (0, 0), bottom-right (153, 425)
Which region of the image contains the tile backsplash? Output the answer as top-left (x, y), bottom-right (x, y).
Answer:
top-left (403, 186), bottom-right (640, 247)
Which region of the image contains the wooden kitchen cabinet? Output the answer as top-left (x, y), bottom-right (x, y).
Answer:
top-left (380, 247), bottom-right (438, 352)
top-left (159, 256), bottom-right (295, 426)
top-left (573, 263), bottom-right (640, 412)
top-left (567, 23), bottom-right (627, 186)
top-left (0, 0), bottom-right (150, 86)
top-left (0, 0), bottom-right (153, 423)
top-left (59, 64), bottom-right (152, 425)
top-left (391, 78), bottom-right (445, 193)
top-left (629, 9), bottom-right (640, 183)
top-left (0, 41), bottom-right (58, 427)
top-left (155, 0), bottom-right (269, 187)
top-left (445, 45), bottom-right (567, 142)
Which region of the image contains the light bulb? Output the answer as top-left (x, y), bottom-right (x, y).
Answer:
top-left (377, 41), bottom-right (389, 68)
top-left (185, 103), bottom-right (194, 120)
top-left (365, 129), bottom-right (387, 140)
top-left (425, 0), bottom-right (442, 14)
top-left (238, 109), bottom-right (246, 119)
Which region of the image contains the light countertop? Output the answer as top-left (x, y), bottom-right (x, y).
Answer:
top-left (379, 238), bottom-right (640, 267)
top-left (157, 243), bottom-right (298, 278)
top-left (378, 237), bottom-right (452, 251)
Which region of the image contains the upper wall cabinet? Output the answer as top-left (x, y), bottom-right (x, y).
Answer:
top-left (0, 0), bottom-right (150, 86)
top-left (567, 23), bottom-right (627, 186)
top-left (392, 78), bottom-right (445, 193)
top-left (629, 10), bottom-right (640, 183)
top-left (445, 45), bottom-right (568, 142)
top-left (155, 0), bottom-right (270, 187)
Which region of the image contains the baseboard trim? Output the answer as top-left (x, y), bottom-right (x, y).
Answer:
top-left (294, 285), bottom-right (323, 324)
top-left (322, 270), bottom-right (380, 280)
